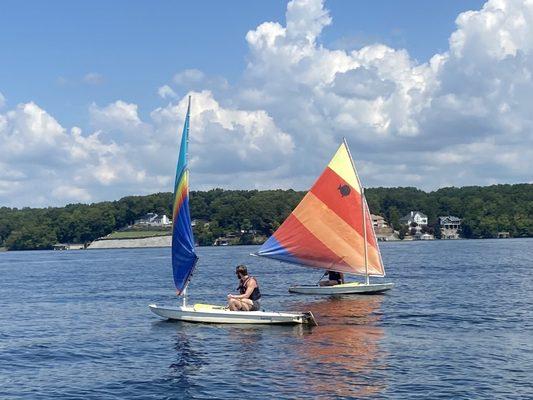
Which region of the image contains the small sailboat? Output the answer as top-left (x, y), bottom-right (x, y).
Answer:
top-left (149, 97), bottom-right (317, 325)
top-left (255, 139), bottom-right (393, 295)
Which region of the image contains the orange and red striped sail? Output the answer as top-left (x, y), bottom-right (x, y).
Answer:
top-left (257, 140), bottom-right (385, 277)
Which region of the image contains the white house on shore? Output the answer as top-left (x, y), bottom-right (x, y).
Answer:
top-left (134, 213), bottom-right (172, 227)
top-left (400, 211), bottom-right (428, 227)
top-left (400, 211), bottom-right (429, 239)
top-left (439, 216), bottom-right (461, 239)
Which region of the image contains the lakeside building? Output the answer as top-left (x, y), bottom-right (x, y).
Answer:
top-left (439, 216), bottom-right (462, 239)
top-left (213, 234), bottom-right (239, 246)
top-left (400, 211), bottom-right (428, 227)
top-left (371, 214), bottom-right (388, 229)
top-left (53, 243), bottom-right (85, 250)
top-left (134, 213), bottom-right (172, 227)
top-left (371, 214), bottom-right (399, 241)
top-left (415, 232), bottom-right (435, 240)
top-left (400, 211), bottom-right (428, 239)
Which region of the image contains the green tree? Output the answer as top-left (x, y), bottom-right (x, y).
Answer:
top-left (388, 206), bottom-right (400, 230)
top-left (6, 224), bottom-right (57, 250)
top-left (1, 183), bottom-right (531, 249)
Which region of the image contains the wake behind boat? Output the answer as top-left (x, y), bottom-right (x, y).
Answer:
top-left (255, 139), bottom-right (393, 295)
top-left (149, 97), bottom-right (317, 325)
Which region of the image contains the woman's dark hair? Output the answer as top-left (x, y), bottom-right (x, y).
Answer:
top-left (236, 265), bottom-right (248, 276)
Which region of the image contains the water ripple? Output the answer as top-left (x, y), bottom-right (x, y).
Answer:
top-left (0, 239), bottom-right (532, 399)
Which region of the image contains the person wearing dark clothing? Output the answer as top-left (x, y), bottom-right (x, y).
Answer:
top-left (319, 270), bottom-right (345, 286)
top-left (227, 265), bottom-right (261, 311)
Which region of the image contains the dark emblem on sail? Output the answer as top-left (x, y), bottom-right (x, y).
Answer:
top-left (338, 184), bottom-right (351, 197)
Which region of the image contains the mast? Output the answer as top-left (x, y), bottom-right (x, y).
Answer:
top-left (343, 138), bottom-right (370, 285)
top-left (185, 95), bottom-right (191, 164)
top-left (362, 191), bottom-right (369, 285)
top-left (182, 286), bottom-right (188, 307)
top-left (182, 95), bottom-right (192, 305)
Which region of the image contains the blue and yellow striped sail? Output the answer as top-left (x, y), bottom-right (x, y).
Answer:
top-left (172, 97), bottom-right (198, 294)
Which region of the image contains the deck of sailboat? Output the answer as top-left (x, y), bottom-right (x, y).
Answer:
top-left (149, 303), bottom-right (317, 325)
top-left (288, 282), bottom-right (394, 295)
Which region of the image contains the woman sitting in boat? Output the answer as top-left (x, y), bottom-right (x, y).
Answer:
top-left (319, 270), bottom-right (345, 286)
top-left (227, 265), bottom-right (261, 311)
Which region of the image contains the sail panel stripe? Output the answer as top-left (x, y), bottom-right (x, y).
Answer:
top-left (327, 143), bottom-right (361, 194)
top-left (309, 166), bottom-right (366, 239)
top-left (272, 214), bottom-right (353, 271)
top-left (292, 192), bottom-right (383, 275)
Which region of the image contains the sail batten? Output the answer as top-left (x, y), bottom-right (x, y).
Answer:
top-left (172, 97), bottom-right (198, 294)
top-left (257, 141), bottom-right (385, 277)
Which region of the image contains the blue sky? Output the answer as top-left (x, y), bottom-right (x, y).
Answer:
top-left (1, 0), bottom-right (483, 127)
top-left (1, 0), bottom-right (531, 207)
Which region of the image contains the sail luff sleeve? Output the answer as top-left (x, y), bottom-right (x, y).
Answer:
top-left (171, 100), bottom-right (198, 294)
top-left (344, 139), bottom-right (385, 277)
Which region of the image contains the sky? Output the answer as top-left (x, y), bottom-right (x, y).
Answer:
top-left (1, 0), bottom-right (531, 207)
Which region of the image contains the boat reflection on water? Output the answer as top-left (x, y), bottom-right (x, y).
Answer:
top-left (153, 296), bottom-right (386, 398)
top-left (164, 325), bottom-right (208, 394)
top-left (293, 296), bottom-right (387, 398)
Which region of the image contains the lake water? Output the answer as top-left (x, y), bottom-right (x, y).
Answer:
top-left (1, 239), bottom-right (532, 399)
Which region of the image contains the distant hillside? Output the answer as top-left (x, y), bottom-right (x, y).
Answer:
top-left (0, 184), bottom-right (531, 250)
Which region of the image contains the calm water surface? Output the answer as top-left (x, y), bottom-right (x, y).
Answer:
top-left (1, 239), bottom-right (532, 399)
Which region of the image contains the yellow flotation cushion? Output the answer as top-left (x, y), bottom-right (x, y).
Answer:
top-left (193, 303), bottom-right (225, 311)
top-left (334, 282), bottom-right (361, 287)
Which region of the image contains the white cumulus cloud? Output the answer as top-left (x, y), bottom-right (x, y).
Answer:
top-left (235, 0), bottom-right (533, 188)
top-left (3, 0), bottom-right (533, 207)
top-left (0, 102), bottom-right (152, 206)
top-left (152, 91), bottom-right (294, 181)
top-left (158, 85), bottom-right (177, 99)
top-left (52, 185), bottom-right (91, 202)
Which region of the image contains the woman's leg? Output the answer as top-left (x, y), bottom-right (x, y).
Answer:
top-left (238, 298), bottom-right (253, 311)
top-left (229, 298), bottom-right (253, 311)
top-left (228, 298), bottom-right (240, 310)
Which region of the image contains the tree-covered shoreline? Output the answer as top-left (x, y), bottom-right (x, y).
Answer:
top-left (0, 184), bottom-right (531, 250)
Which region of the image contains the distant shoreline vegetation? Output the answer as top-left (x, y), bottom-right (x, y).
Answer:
top-left (0, 184), bottom-right (531, 251)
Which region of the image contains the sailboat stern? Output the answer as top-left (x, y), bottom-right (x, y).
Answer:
top-left (303, 311), bottom-right (318, 326)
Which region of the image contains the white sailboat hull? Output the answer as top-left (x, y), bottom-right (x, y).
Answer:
top-left (149, 303), bottom-right (317, 325)
top-left (288, 282), bottom-right (394, 295)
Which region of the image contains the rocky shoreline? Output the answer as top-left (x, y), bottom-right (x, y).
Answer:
top-left (87, 235), bottom-right (171, 249)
